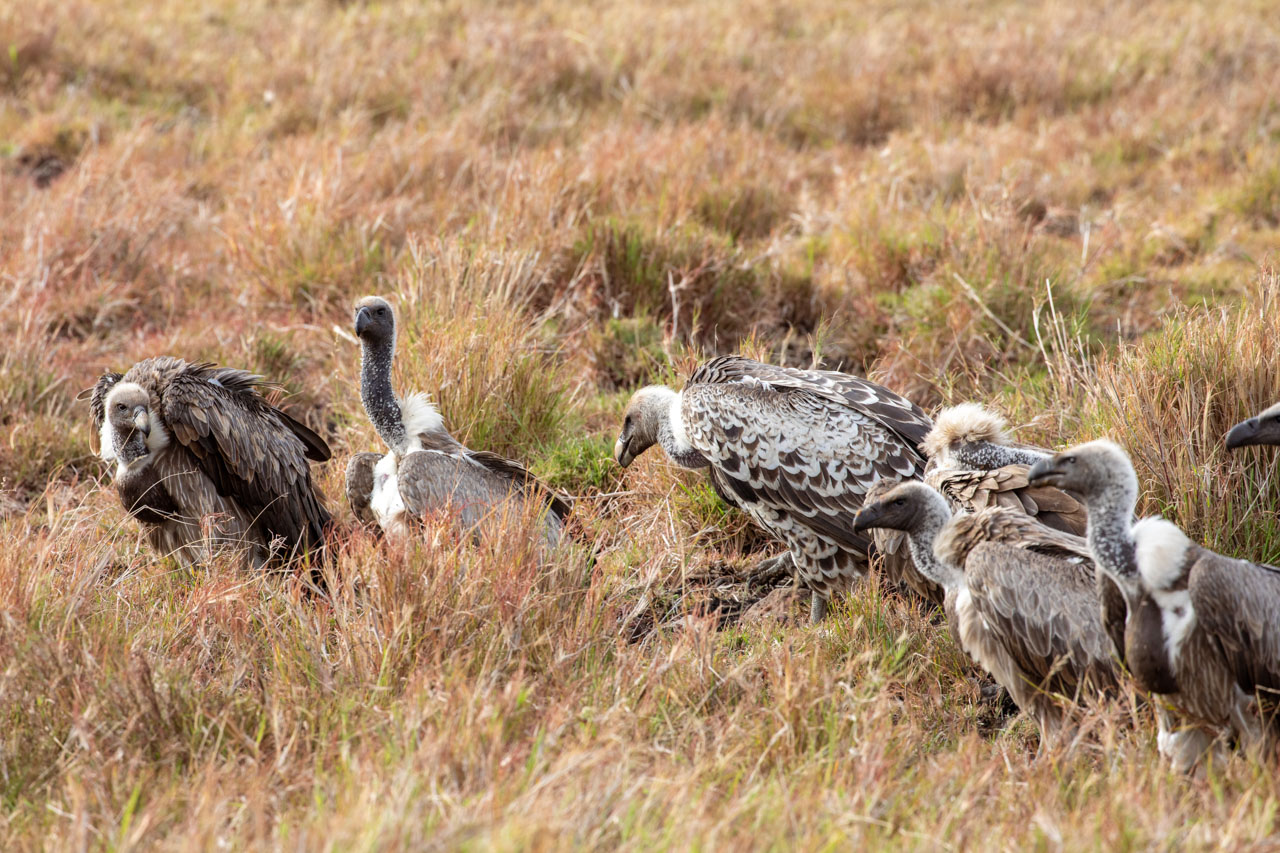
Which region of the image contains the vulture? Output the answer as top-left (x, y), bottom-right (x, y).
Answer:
top-left (853, 481), bottom-right (1120, 751)
top-left (922, 404), bottom-right (1088, 537)
top-left (920, 404), bottom-right (1126, 658)
top-left (1028, 441), bottom-right (1279, 770)
top-left (90, 357), bottom-right (332, 572)
top-left (614, 355), bottom-right (934, 623)
top-left (348, 296), bottom-right (569, 546)
top-left (1226, 402), bottom-right (1280, 449)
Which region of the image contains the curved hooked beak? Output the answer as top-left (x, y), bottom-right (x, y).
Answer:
top-left (1026, 457), bottom-right (1061, 486)
top-left (354, 306), bottom-right (372, 338)
top-left (852, 501), bottom-right (885, 534)
top-left (614, 434), bottom-right (635, 468)
top-left (1226, 418), bottom-right (1261, 450)
top-left (132, 407), bottom-right (151, 437)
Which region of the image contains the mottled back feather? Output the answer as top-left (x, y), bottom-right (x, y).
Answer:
top-left (1188, 549), bottom-right (1280, 718)
top-left (114, 356), bottom-right (333, 567)
top-left (690, 355), bottom-right (932, 458)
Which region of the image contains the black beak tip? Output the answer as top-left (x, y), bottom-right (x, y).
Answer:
top-left (1026, 459), bottom-right (1054, 484)
top-left (354, 307), bottom-right (371, 337)
top-left (1226, 420), bottom-right (1257, 451)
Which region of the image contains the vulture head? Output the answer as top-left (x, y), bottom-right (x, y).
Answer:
top-left (1026, 439), bottom-right (1135, 503)
top-left (852, 481), bottom-right (949, 536)
top-left (1225, 402), bottom-right (1280, 450)
top-left (921, 403), bottom-right (1013, 460)
top-left (103, 382), bottom-right (157, 463)
top-left (354, 296), bottom-right (396, 347)
top-left (614, 386), bottom-right (678, 468)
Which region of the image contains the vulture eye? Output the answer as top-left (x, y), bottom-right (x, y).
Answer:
top-left (377, 307), bottom-right (387, 316)
top-left (893, 498), bottom-right (906, 506)
top-left (1063, 456), bottom-right (1077, 465)
top-left (115, 403), bottom-right (126, 412)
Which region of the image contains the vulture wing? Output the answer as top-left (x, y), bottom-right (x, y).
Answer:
top-left (690, 355), bottom-right (933, 456)
top-left (346, 452), bottom-right (383, 526)
top-left (396, 450), bottom-right (566, 538)
top-left (935, 505), bottom-right (1093, 567)
top-left (89, 371), bottom-right (124, 432)
top-left (1188, 550), bottom-right (1280, 706)
top-left (465, 449), bottom-right (572, 521)
top-left (680, 380), bottom-right (919, 557)
top-left (927, 464), bottom-right (1089, 537)
top-left (89, 371), bottom-right (124, 457)
top-left (159, 363), bottom-right (332, 561)
top-left (966, 541), bottom-right (1120, 699)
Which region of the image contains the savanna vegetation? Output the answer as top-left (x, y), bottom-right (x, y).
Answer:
top-left (3, 0), bottom-right (1280, 847)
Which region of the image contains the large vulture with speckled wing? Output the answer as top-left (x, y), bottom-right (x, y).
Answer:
top-left (613, 354), bottom-right (935, 623)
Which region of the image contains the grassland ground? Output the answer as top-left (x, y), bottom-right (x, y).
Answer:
top-left (3, 0), bottom-right (1280, 847)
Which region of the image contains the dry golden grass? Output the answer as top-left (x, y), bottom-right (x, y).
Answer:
top-left (4, 0), bottom-right (1280, 847)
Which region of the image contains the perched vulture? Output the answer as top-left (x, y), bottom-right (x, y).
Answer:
top-left (922, 404), bottom-right (1088, 536)
top-left (348, 296), bottom-right (569, 546)
top-left (91, 357), bottom-right (332, 572)
top-left (613, 355), bottom-right (934, 624)
top-left (1028, 441), bottom-right (1279, 771)
top-left (1226, 402), bottom-right (1280, 449)
top-left (853, 481), bottom-right (1119, 751)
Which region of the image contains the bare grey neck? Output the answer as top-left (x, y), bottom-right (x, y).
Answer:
top-left (360, 333), bottom-right (408, 454)
top-left (954, 441), bottom-right (1046, 470)
top-left (658, 418), bottom-right (709, 469)
top-left (906, 498), bottom-right (963, 590)
top-left (1083, 478), bottom-right (1140, 598)
top-left (115, 429), bottom-right (151, 468)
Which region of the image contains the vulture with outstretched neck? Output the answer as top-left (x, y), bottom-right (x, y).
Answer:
top-left (348, 296), bottom-right (569, 546)
top-left (854, 481), bottom-right (1119, 751)
top-left (91, 357), bottom-right (332, 572)
top-left (614, 355), bottom-right (934, 623)
top-left (1028, 441), bottom-right (1279, 770)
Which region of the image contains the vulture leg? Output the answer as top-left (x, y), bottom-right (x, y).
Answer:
top-left (809, 591), bottom-right (828, 625)
top-left (1155, 707), bottom-right (1219, 774)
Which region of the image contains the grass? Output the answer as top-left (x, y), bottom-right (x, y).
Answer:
top-left (3, 0), bottom-right (1280, 847)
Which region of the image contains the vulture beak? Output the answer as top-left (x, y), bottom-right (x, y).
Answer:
top-left (132, 407), bottom-right (151, 437)
top-left (354, 306), bottom-right (372, 338)
top-left (614, 434), bottom-right (635, 468)
top-left (851, 501), bottom-right (884, 533)
top-left (1026, 457), bottom-right (1061, 487)
top-left (1225, 418), bottom-right (1261, 450)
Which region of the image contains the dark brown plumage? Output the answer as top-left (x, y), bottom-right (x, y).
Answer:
top-left (92, 356), bottom-right (332, 572)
